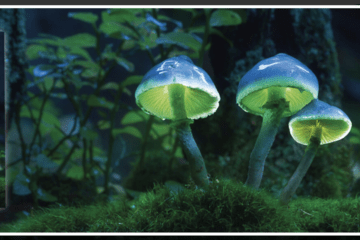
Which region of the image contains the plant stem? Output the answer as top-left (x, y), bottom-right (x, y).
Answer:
top-left (197, 9), bottom-right (211, 68)
top-left (174, 121), bottom-right (209, 188)
top-left (279, 136), bottom-right (320, 206)
top-left (103, 86), bottom-right (123, 196)
top-left (245, 99), bottom-right (288, 189)
top-left (135, 115), bottom-right (155, 175)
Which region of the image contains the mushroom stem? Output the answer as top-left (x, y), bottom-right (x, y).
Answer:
top-left (168, 84), bottom-right (187, 119)
top-left (174, 121), bottom-right (210, 188)
top-left (245, 98), bottom-right (289, 189)
top-left (279, 136), bottom-right (321, 206)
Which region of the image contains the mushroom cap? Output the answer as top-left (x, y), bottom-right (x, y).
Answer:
top-left (236, 53), bottom-right (319, 118)
top-left (135, 55), bottom-right (220, 120)
top-left (289, 99), bottom-right (352, 145)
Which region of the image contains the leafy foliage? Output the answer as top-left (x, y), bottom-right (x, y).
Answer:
top-left (11, 8), bottom-right (243, 209)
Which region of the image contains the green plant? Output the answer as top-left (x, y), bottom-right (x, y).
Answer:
top-left (8, 8), bottom-right (242, 210)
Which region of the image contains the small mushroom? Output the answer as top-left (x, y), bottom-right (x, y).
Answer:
top-left (279, 99), bottom-right (352, 205)
top-left (236, 53), bottom-right (319, 189)
top-left (135, 55), bottom-right (220, 188)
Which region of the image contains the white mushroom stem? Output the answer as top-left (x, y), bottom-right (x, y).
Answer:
top-left (168, 84), bottom-right (187, 119)
top-left (168, 83), bottom-right (210, 188)
top-left (175, 122), bottom-right (210, 187)
top-left (279, 129), bottom-right (322, 206)
top-left (245, 94), bottom-right (289, 189)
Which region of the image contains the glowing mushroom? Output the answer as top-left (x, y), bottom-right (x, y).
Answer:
top-left (236, 53), bottom-right (319, 189)
top-left (135, 55), bottom-right (220, 188)
top-left (279, 99), bottom-right (352, 205)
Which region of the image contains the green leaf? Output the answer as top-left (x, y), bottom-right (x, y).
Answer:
top-left (161, 135), bottom-right (173, 151)
top-left (138, 30), bottom-right (158, 50)
top-left (31, 153), bottom-right (59, 169)
top-left (69, 47), bottom-right (92, 61)
top-left (121, 75), bottom-right (143, 87)
top-left (64, 74), bottom-right (87, 90)
top-left (349, 137), bottom-right (360, 145)
top-left (66, 165), bottom-right (84, 180)
top-left (20, 107), bottom-right (61, 135)
top-left (97, 120), bottom-right (111, 130)
top-left (68, 12), bottom-right (98, 24)
top-left (210, 10), bottom-right (242, 27)
top-left (174, 147), bottom-right (184, 158)
top-left (71, 149), bottom-right (86, 161)
top-left (80, 127), bottom-right (99, 141)
top-left (74, 60), bottom-right (99, 72)
top-left (26, 44), bottom-right (48, 60)
top-left (189, 26), bottom-right (233, 47)
top-left (122, 39), bottom-right (137, 50)
top-left (102, 51), bottom-right (135, 72)
top-left (121, 110), bottom-right (148, 125)
top-left (101, 9), bottom-right (139, 24)
top-left (13, 174), bottom-right (31, 196)
top-left (100, 82), bottom-right (120, 91)
top-left (205, 42), bottom-right (211, 51)
top-left (123, 87), bottom-right (132, 96)
top-left (112, 126), bottom-right (142, 139)
top-left (63, 33), bottom-right (96, 48)
top-left (115, 57), bottom-right (135, 72)
top-left (74, 60), bottom-right (101, 79)
top-left (87, 95), bottom-right (115, 109)
top-left (37, 188), bottom-right (58, 202)
top-left (81, 69), bottom-right (100, 79)
top-left (350, 127), bottom-right (360, 136)
top-left (150, 123), bottom-right (170, 139)
top-left (156, 32), bottom-right (202, 51)
top-left (157, 14), bottom-right (183, 28)
top-left (37, 76), bottom-right (55, 92)
top-left (7, 162), bottom-right (21, 186)
top-left (99, 22), bottom-right (138, 40)
top-left (56, 46), bottom-right (67, 59)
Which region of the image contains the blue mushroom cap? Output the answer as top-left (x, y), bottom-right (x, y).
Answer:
top-left (289, 99), bottom-right (352, 145)
top-left (236, 53), bottom-right (319, 118)
top-left (135, 55), bottom-right (220, 120)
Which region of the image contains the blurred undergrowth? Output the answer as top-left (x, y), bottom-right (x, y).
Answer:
top-left (8, 8), bottom-right (243, 210)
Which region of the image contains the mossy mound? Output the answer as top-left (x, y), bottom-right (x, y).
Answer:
top-left (0, 177), bottom-right (359, 232)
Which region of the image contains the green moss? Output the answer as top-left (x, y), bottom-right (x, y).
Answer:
top-left (1, 177), bottom-right (359, 232)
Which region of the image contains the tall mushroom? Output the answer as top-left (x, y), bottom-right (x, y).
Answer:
top-left (279, 99), bottom-right (352, 205)
top-left (236, 53), bottom-right (319, 189)
top-left (135, 55), bottom-right (220, 188)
